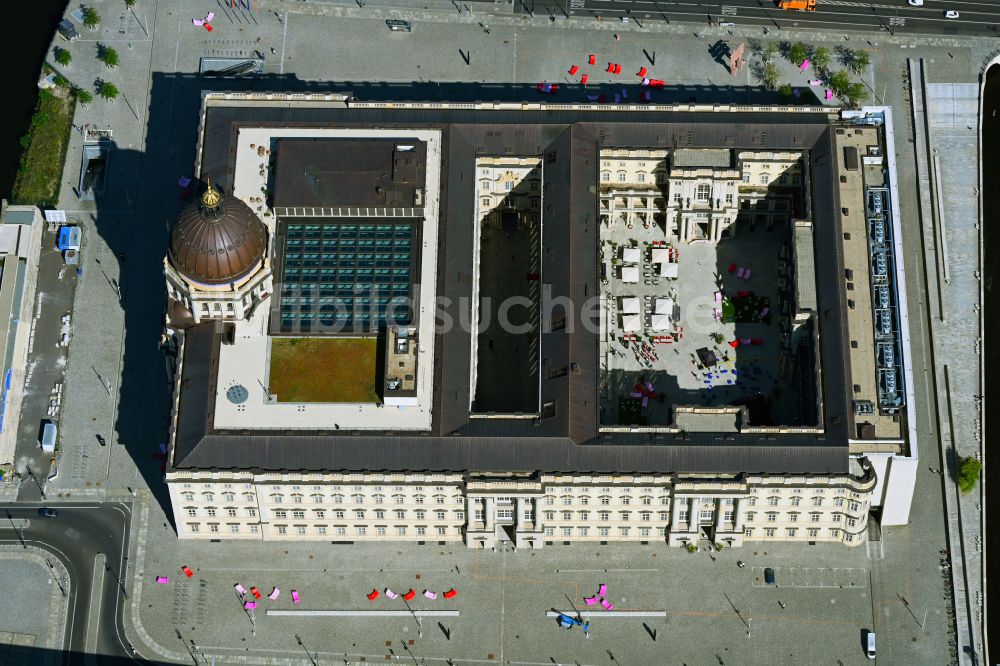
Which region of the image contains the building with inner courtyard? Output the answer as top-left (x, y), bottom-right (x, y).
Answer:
top-left (162, 94), bottom-right (918, 550)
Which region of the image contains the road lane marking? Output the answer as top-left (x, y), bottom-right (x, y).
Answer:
top-left (85, 554), bottom-right (106, 663)
top-left (266, 609), bottom-right (460, 617)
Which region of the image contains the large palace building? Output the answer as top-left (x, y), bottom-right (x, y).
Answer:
top-left (163, 94), bottom-right (918, 549)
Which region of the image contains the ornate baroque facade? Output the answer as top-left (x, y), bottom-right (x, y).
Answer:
top-left (167, 460), bottom-right (875, 548)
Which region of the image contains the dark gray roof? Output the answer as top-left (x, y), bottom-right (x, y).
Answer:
top-left (172, 102), bottom-right (854, 476)
top-left (272, 138), bottom-right (426, 208)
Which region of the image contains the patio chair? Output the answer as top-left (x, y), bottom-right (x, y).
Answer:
top-left (598, 583), bottom-right (608, 596)
top-left (385, 588), bottom-right (399, 599)
top-left (403, 589), bottom-right (417, 601)
top-left (569, 65), bottom-right (579, 75)
top-left (244, 601), bottom-right (257, 610)
top-left (588, 54), bottom-right (596, 65)
top-left (728, 262), bottom-right (737, 273)
top-left (736, 267), bottom-right (746, 279)
top-left (250, 587), bottom-right (262, 599)
top-left (444, 589), bottom-right (458, 599)
top-left (424, 590), bottom-right (437, 600)
top-left (584, 596), bottom-right (599, 605)
top-left (269, 587), bottom-right (280, 601)
top-left (743, 269), bottom-right (752, 280)
top-left (291, 590), bottom-right (301, 604)
top-left (234, 583), bottom-right (246, 595)
top-left (156, 576), bottom-right (170, 584)
top-left (601, 598), bottom-right (615, 611)
top-left (367, 589), bottom-right (380, 602)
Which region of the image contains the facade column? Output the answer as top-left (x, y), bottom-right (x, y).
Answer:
top-left (734, 498), bottom-right (746, 533)
top-left (687, 497), bottom-right (699, 535)
top-left (484, 497), bottom-right (495, 533)
top-left (466, 495), bottom-right (477, 530)
top-left (671, 496), bottom-right (684, 528)
top-left (715, 498), bottom-right (726, 532)
top-left (516, 497), bottom-right (528, 529)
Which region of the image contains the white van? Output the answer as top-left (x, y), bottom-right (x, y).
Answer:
top-left (866, 631), bottom-right (876, 659)
top-left (40, 421), bottom-right (57, 453)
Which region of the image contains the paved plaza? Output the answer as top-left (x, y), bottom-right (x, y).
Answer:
top-left (127, 494), bottom-right (953, 665)
top-left (601, 221), bottom-right (801, 427)
top-left (15, 0), bottom-right (989, 663)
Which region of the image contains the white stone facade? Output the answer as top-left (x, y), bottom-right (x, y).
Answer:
top-left (599, 149), bottom-right (805, 244)
top-left (166, 461), bottom-right (875, 549)
top-left (165, 257), bottom-right (272, 324)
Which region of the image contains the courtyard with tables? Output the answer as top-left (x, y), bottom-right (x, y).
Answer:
top-left (599, 218), bottom-right (810, 427)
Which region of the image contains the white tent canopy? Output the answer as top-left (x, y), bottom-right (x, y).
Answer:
top-left (619, 296), bottom-right (640, 314)
top-left (650, 247), bottom-right (671, 264)
top-left (620, 313), bottom-right (642, 332)
top-left (621, 247), bottom-right (641, 264)
top-left (621, 265), bottom-right (640, 283)
top-left (654, 297), bottom-right (674, 315)
top-left (650, 313), bottom-right (673, 331)
top-left (659, 262), bottom-right (679, 278)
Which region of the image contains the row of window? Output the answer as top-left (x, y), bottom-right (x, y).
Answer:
top-left (746, 496), bottom-right (862, 511)
top-left (185, 523), bottom-right (453, 537)
top-left (179, 492), bottom-right (459, 505)
top-left (180, 483), bottom-right (455, 492)
top-left (544, 526), bottom-right (666, 538)
top-left (184, 507), bottom-right (462, 521)
top-left (542, 511), bottom-right (672, 522)
top-left (541, 495), bottom-right (674, 506)
top-left (743, 527), bottom-right (851, 541)
top-left (745, 512), bottom-right (859, 527)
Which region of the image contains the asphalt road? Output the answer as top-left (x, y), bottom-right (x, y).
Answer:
top-left (0, 503), bottom-right (137, 665)
top-left (511, 0), bottom-right (1000, 37)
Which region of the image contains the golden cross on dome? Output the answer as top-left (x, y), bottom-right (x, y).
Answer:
top-left (201, 176), bottom-right (222, 209)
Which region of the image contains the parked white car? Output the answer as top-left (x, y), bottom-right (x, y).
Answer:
top-left (944, 10), bottom-right (960, 18)
top-left (907, 0), bottom-right (923, 5)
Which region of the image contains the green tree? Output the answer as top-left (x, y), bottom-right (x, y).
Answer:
top-left (124, 0), bottom-right (136, 6)
top-left (762, 42), bottom-right (778, 63)
top-left (54, 47), bottom-right (72, 67)
top-left (788, 42), bottom-right (810, 65)
top-left (849, 49), bottom-right (871, 75)
top-left (957, 457), bottom-right (982, 493)
top-left (82, 7), bottom-right (101, 29)
top-left (53, 74), bottom-right (69, 88)
top-left (778, 83), bottom-right (794, 100)
top-left (98, 45), bottom-right (119, 68)
top-left (844, 82), bottom-right (868, 108)
top-left (98, 82), bottom-right (119, 100)
top-left (761, 62), bottom-right (780, 91)
top-left (828, 70), bottom-right (851, 96)
top-left (76, 89), bottom-right (93, 105)
top-left (811, 46), bottom-right (831, 72)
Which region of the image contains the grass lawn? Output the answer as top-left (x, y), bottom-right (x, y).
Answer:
top-left (12, 88), bottom-right (75, 206)
top-left (269, 337), bottom-right (379, 403)
top-left (721, 295), bottom-right (771, 324)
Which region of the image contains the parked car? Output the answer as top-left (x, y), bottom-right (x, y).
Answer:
top-left (38, 508), bottom-right (58, 518)
top-left (865, 630), bottom-right (876, 659)
top-left (57, 19), bottom-right (80, 41)
top-left (386, 19), bottom-right (412, 32)
top-left (944, 10), bottom-right (959, 18)
top-left (907, 0), bottom-right (923, 5)
top-left (764, 567), bottom-right (776, 585)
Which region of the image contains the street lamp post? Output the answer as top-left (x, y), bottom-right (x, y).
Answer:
top-left (100, 553), bottom-right (129, 599)
top-left (6, 510), bottom-right (26, 549)
top-left (25, 465), bottom-right (45, 499)
top-left (46, 558), bottom-right (67, 597)
top-left (295, 634), bottom-right (318, 666)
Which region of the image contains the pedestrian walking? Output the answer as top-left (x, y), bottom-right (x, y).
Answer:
top-left (271, 47), bottom-right (276, 54)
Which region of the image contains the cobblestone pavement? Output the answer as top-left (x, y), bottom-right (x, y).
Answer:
top-left (0, 545), bottom-right (71, 665)
top-left (114, 490), bottom-right (954, 665)
top-left (28, 0), bottom-right (991, 663)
